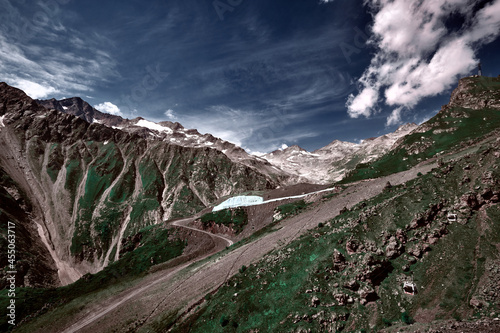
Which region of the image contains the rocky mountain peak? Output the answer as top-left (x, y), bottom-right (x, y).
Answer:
top-left (262, 124), bottom-right (416, 184)
top-left (36, 96), bottom-right (291, 183)
top-left (0, 82), bottom-right (287, 288)
top-left (318, 139), bottom-right (358, 152)
top-left (395, 122), bottom-right (418, 133)
top-left (448, 76), bottom-right (500, 110)
top-left (285, 145), bottom-right (306, 152)
top-left (0, 82), bottom-right (45, 116)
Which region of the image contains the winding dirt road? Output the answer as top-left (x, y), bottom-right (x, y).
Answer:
top-left (172, 217), bottom-right (234, 246)
top-left (22, 161), bottom-right (436, 333)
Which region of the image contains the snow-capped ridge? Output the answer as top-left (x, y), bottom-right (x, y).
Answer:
top-left (262, 123), bottom-right (418, 184)
top-left (36, 97), bottom-right (291, 183)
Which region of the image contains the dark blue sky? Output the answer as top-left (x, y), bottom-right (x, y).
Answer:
top-left (1, 0), bottom-right (499, 153)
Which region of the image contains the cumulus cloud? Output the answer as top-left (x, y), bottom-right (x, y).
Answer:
top-left (95, 102), bottom-right (122, 116)
top-left (346, 86), bottom-right (379, 118)
top-left (164, 109), bottom-right (177, 120)
top-left (347, 0), bottom-right (500, 123)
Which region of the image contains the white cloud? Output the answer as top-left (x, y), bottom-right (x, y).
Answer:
top-left (346, 86), bottom-right (379, 118)
top-left (248, 150), bottom-right (267, 157)
top-left (179, 105), bottom-right (252, 147)
top-left (280, 143), bottom-right (289, 150)
top-left (95, 102), bottom-right (122, 116)
top-left (11, 79), bottom-right (58, 99)
top-left (164, 109), bottom-right (177, 120)
top-left (347, 0), bottom-right (500, 124)
top-left (386, 106), bottom-right (405, 127)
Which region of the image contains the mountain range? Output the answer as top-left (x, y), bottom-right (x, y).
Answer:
top-left (37, 96), bottom-right (418, 185)
top-left (1, 75), bottom-right (500, 332)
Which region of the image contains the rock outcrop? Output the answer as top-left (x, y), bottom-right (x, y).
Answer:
top-left (0, 82), bottom-right (283, 286)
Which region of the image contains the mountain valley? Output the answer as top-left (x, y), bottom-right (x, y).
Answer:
top-left (1, 76), bottom-right (500, 332)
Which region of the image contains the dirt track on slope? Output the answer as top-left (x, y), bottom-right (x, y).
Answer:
top-left (33, 161), bottom-right (436, 333)
top-left (172, 218), bottom-right (234, 246)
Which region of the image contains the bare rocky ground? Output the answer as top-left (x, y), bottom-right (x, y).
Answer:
top-left (382, 318), bottom-right (500, 333)
top-left (16, 158), bottom-right (437, 333)
top-left (263, 183), bottom-right (331, 200)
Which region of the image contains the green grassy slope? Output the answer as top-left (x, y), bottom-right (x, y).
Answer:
top-left (342, 76), bottom-right (500, 183)
top-left (172, 142), bottom-right (500, 332)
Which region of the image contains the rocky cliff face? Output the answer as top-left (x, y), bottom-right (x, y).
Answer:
top-left (0, 83), bottom-right (281, 287)
top-left (395, 76), bottom-right (500, 153)
top-left (37, 97), bottom-right (290, 182)
top-left (0, 166), bottom-right (59, 288)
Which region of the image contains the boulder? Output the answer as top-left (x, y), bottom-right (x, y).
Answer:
top-left (333, 249), bottom-right (346, 263)
top-left (346, 238), bottom-right (362, 254)
top-left (481, 188), bottom-right (494, 201)
top-left (385, 238), bottom-right (403, 259)
top-left (461, 193), bottom-right (480, 210)
top-left (396, 229), bottom-right (407, 244)
top-left (334, 293), bottom-right (348, 306)
top-left (344, 279), bottom-right (360, 291)
top-left (359, 286), bottom-right (378, 302)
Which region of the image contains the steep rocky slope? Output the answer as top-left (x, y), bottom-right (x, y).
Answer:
top-left (168, 76), bottom-right (500, 332)
top-left (0, 166), bottom-right (59, 289)
top-left (37, 97), bottom-right (290, 182)
top-left (262, 123), bottom-right (418, 184)
top-left (448, 75), bottom-right (500, 110)
top-left (0, 83), bottom-right (282, 287)
top-left (172, 115), bottom-right (500, 333)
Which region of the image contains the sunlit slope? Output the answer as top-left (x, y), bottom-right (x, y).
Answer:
top-left (343, 76), bottom-right (500, 183)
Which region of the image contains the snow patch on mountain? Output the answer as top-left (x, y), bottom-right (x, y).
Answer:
top-left (262, 123), bottom-right (418, 184)
top-left (136, 119), bottom-right (173, 134)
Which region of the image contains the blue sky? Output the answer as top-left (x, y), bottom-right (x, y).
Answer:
top-left (1, 0), bottom-right (499, 153)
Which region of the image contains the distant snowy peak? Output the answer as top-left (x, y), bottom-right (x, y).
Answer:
top-left (37, 97), bottom-right (226, 149)
top-left (314, 140), bottom-right (359, 158)
top-left (395, 122), bottom-right (418, 133)
top-left (135, 118), bottom-right (173, 133)
top-left (261, 123), bottom-right (418, 184)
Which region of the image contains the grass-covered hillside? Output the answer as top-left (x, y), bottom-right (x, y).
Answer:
top-left (172, 139), bottom-right (500, 332)
top-left (343, 76), bottom-right (500, 183)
